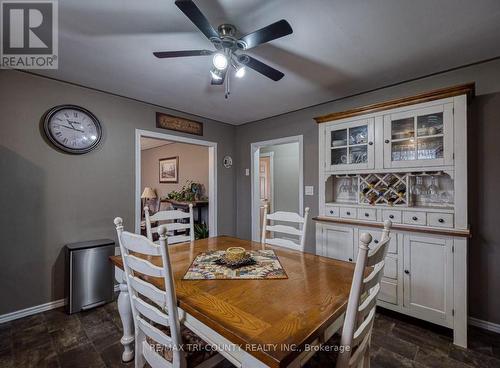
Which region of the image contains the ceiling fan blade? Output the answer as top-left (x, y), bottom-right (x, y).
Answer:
top-left (238, 19), bottom-right (293, 50)
top-left (175, 0), bottom-right (219, 40)
top-left (153, 50), bottom-right (213, 58)
top-left (211, 69), bottom-right (226, 85)
top-left (238, 55), bottom-right (284, 81)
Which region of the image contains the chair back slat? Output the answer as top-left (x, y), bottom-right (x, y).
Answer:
top-left (137, 316), bottom-right (173, 347)
top-left (133, 296), bottom-right (170, 326)
top-left (266, 211), bottom-right (305, 223)
top-left (336, 220), bottom-right (392, 368)
top-left (125, 254), bottom-right (165, 277)
top-left (261, 205), bottom-right (310, 252)
top-left (145, 205), bottom-right (195, 244)
top-left (114, 217), bottom-right (185, 368)
top-left (142, 340), bottom-right (173, 368)
top-left (121, 231), bottom-right (161, 256)
top-left (129, 276), bottom-right (166, 309)
top-left (366, 237), bottom-right (390, 267)
top-left (362, 261), bottom-right (385, 293)
top-left (266, 224), bottom-right (304, 237)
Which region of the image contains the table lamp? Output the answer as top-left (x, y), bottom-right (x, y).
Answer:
top-left (141, 187), bottom-right (157, 216)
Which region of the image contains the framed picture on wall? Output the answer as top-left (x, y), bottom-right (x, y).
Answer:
top-left (159, 157), bottom-right (179, 183)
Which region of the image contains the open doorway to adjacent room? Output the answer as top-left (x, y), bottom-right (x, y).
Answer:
top-left (251, 136), bottom-right (303, 241)
top-left (135, 129), bottom-right (217, 238)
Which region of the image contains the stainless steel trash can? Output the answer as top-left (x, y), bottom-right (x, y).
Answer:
top-left (65, 239), bottom-right (115, 314)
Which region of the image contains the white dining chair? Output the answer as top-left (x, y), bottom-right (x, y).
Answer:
top-left (114, 218), bottom-right (223, 368)
top-left (334, 220), bottom-right (392, 368)
top-left (261, 204), bottom-right (310, 252)
top-left (144, 205), bottom-right (195, 245)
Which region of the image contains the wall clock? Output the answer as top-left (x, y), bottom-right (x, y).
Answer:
top-left (223, 155), bottom-right (233, 168)
top-left (43, 105), bottom-right (102, 154)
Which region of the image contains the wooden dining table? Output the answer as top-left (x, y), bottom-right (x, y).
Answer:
top-left (110, 236), bottom-right (355, 368)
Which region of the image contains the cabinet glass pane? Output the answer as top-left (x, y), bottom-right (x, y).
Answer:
top-left (350, 145), bottom-right (368, 164)
top-left (331, 147), bottom-right (347, 165)
top-left (417, 112), bottom-right (443, 136)
top-left (417, 136), bottom-right (443, 160)
top-left (349, 125), bottom-right (368, 145)
top-left (391, 139), bottom-right (416, 161)
top-left (331, 129), bottom-right (347, 147)
top-left (391, 117), bottom-right (414, 140)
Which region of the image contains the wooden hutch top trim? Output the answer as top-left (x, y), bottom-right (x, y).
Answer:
top-left (314, 83), bottom-right (475, 123)
top-left (313, 216), bottom-right (471, 238)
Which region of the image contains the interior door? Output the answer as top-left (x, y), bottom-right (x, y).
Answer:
top-left (403, 234), bottom-right (453, 327)
top-left (259, 156), bottom-right (272, 235)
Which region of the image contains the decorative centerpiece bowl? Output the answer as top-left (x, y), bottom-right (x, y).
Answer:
top-left (225, 247), bottom-right (246, 262)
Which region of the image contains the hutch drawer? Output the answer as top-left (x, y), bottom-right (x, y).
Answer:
top-left (357, 208), bottom-right (376, 221)
top-left (325, 205), bottom-right (340, 217)
top-left (382, 209), bottom-right (402, 223)
top-left (403, 211), bottom-right (426, 226)
top-left (340, 207), bottom-right (357, 219)
top-left (427, 212), bottom-right (454, 228)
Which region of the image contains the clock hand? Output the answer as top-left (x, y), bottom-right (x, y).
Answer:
top-left (59, 124), bottom-right (84, 133)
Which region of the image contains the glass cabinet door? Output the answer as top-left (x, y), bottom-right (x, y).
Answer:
top-left (326, 119), bottom-right (374, 170)
top-left (383, 104), bottom-right (453, 168)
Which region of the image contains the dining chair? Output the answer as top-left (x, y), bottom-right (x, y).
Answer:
top-left (144, 205), bottom-right (195, 245)
top-left (114, 218), bottom-right (222, 368)
top-left (261, 204), bottom-right (310, 252)
top-left (335, 220), bottom-right (393, 368)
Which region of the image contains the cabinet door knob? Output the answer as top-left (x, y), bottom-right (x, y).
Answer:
top-left (385, 139), bottom-right (390, 144)
top-left (412, 216), bottom-right (418, 221)
top-left (438, 218), bottom-right (444, 223)
top-left (329, 210), bottom-right (334, 214)
top-left (365, 213), bottom-right (369, 217)
top-left (349, 258), bottom-right (353, 262)
top-left (389, 215), bottom-right (394, 219)
top-left (404, 270), bottom-right (410, 275)
top-left (346, 211), bottom-right (351, 215)
top-left (368, 141), bottom-right (373, 145)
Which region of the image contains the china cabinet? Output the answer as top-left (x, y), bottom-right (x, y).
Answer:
top-left (313, 83), bottom-right (473, 348)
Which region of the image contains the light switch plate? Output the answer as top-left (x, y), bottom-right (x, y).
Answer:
top-left (245, 168), bottom-right (250, 176)
top-left (305, 186), bottom-right (314, 195)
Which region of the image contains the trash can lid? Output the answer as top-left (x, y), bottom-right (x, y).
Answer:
top-left (66, 239), bottom-right (115, 251)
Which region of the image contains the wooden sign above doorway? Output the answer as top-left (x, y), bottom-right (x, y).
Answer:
top-left (156, 112), bottom-right (203, 136)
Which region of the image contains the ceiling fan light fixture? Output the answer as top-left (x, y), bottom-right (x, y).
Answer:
top-left (212, 53), bottom-right (228, 70)
top-left (210, 68), bottom-right (223, 80)
top-left (235, 66), bottom-right (246, 78)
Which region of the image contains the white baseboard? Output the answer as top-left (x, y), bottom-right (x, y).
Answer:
top-left (0, 298), bottom-right (66, 324)
top-left (0, 284), bottom-right (120, 324)
top-left (469, 317), bottom-right (500, 334)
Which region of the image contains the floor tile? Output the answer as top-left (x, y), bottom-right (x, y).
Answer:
top-left (58, 343), bottom-right (105, 368)
top-left (371, 329), bottom-right (419, 360)
top-left (371, 347), bottom-right (426, 368)
top-left (415, 347), bottom-right (472, 368)
top-left (13, 339), bottom-right (59, 368)
top-left (449, 344), bottom-right (500, 368)
top-left (99, 342), bottom-right (134, 368)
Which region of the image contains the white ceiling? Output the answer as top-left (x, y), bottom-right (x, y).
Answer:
top-left (140, 137), bottom-right (173, 150)
top-left (35, 0), bottom-right (500, 124)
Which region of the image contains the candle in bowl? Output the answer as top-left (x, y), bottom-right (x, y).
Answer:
top-left (225, 247), bottom-right (246, 262)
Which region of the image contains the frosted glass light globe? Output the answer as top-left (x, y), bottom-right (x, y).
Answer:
top-left (212, 53), bottom-right (228, 70)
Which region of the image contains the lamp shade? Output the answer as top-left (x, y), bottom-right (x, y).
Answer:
top-left (141, 187), bottom-right (157, 199)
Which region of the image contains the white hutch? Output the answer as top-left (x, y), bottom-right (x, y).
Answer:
top-left (314, 84), bottom-right (473, 347)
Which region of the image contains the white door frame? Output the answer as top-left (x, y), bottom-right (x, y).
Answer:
top-left (250, 135), bottom-right (303, 242)
top-left (259, 152), bottom-right (275, 212)
top-left (135, 129), bottom-right (217, 237)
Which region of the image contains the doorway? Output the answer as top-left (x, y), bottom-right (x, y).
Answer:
top-left (135, 129), bottom-right (218, 237)
top-left (251, 135), bottom-right (303, 241)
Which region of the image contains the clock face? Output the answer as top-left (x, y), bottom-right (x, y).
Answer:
top-left (44, 105), bottom-right (102, 154)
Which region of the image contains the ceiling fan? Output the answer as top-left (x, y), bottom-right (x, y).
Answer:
top-left (153, 0), bottom-right (293, 98)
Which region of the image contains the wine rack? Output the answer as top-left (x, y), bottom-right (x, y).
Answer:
top-left (358, 173), bottom-right (409, 206)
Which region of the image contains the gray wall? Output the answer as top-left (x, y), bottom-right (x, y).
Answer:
top-left (234, 58), bottom-right (500, 324)
top-left (261, 142), bottom-right (300, 214)
top-left (0, 70), bottom-right (236, 315)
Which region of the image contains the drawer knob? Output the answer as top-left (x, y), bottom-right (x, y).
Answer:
top-left (368, 141), bottom-right (373, 145)
top-left (404, 270), bottom-right (410, 275)
top-left (412, 216), bottom-right (418, 221)
top-left (438, 218), bottom-right (445, 223)
top-left (348, 258), bottom-right (353, 262)
top-left (385, 139), bottom-right (390, 144)
top-left (389, 215), bottom-right (394, 219)
top-left (329, 210), bottom-right (334, 214)
top-left (374, 239), bottom-right (379, 244)
top-left (365, 213), bottom-right (369, 217)
top-left (346, 211), bottom-right (351, 215)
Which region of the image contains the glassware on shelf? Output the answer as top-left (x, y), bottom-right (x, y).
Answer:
top-left (417, 113), bottom-right (443, 136)
top-left (350, 177), bottom-right (358, 194)
top-left (427, 176), bottom-right (440, 202)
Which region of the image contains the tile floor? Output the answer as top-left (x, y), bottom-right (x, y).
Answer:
top-left (0, 300), bottom-right (499, 368)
